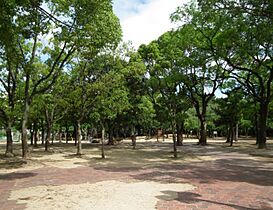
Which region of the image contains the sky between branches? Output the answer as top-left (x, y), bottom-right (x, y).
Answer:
top-left (113, 0), bottom-right (189, 49)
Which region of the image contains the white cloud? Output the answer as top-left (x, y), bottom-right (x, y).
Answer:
top-left (113, 0), bottom-right (189, 49)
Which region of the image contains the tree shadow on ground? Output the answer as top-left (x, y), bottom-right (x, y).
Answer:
top-left (157, 191), bottom-right (258, 210)
top-left (131, 157), bottom-right (273, 186)
top-left (89, 148), bottom-right (198, 173)
top-left (0, 154), bottom-right (28, 170)
top-left (0, 172), bottom-right (37, 180)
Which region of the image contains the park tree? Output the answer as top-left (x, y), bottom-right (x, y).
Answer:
top-left (171, 8), bottom-right (227, 145)
top-left (93, 68), bottom-right (130, 158)
top-left (214, 88), bottom-right (243, 146)
top-left (65, 50), bottom-right (124, 155)
top-left (65, 60), bottom-right (100, 155)
top-left (175, 0), bottom-right (273, 148)
top-left (0, 0), bottom-right (121, 158)
top-left (0, 1), bottom-right (24, 156)
top-left (121, 53), bottom-right (146, 149)
top-left (139, 33), bottom-right (192, 157)
top-left (43, 74), bottom-right (69, 151)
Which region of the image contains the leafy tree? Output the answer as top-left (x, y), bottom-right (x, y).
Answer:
top-left (185, 0), bottom-right (273, 148)
top-left (139, 33), bottom-right (192, 157)
top-left (93, 67), bottom-right (130, 158)
top-left (121, 52), bottom-right (146, 149)
top-left (0, 0), bottom-right (121, 157)
top-left (171, 8), bottom-right (227, 145)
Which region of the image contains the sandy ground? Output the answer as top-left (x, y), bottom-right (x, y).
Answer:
top-left (9, 180), bottom-right (194, 210)
top-left (0, 138), bottom-right (217, 173)
top-left (1, 137), bottom-right (272, 209)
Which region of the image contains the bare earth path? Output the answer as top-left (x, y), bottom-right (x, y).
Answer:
top-left (0, 138), bottom-right (272, 210)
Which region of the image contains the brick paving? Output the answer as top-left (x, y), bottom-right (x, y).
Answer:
top-left (0, 144), bottom-right (272, 210)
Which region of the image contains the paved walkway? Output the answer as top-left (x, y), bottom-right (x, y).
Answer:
top-left (0, 143), bottom-right (272, 210)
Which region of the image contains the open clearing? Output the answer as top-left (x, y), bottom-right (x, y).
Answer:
top-left (0, 137), bottom-right (272, 210)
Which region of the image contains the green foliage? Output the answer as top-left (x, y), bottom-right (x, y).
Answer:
top-left (184, 108), bottom-right (199, 131)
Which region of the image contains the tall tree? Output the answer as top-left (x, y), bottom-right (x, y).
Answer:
top-left (178, 0), bottom-right (273, 148)
top-left (93, 67), bottom-right (130, 158)
top-left (0, 0), bottom-right (122, 158)
top-left (171, 5), bottom-right (229, 145)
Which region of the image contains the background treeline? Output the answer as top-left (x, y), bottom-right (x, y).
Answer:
top-left (0, 0), bottom-right (272, 158)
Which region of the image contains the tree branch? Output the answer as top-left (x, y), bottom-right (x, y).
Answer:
top-left (38, 6), bottom-right (73, 28)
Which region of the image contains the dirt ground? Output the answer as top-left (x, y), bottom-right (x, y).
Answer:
top-left (0, 137), bottom-right (272, 210)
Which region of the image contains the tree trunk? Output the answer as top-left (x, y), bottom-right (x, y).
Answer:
top-left (51, 130), bottom-right (55, 145)
top-left (101, 125), bottom-right (105, 159)
top-left (41, 125), bottom-right (45, 145)
top-left (235, 123), bottom-right (239, 141)
top-left (148, 129), bottom-right (151, 139)
top-left (33, 122), bottom-right (38, 147)
top-left (65, 125), bottom-right (69, 144)
top-left (45, 125), bottom-right (51, 152)
top-left (255, 109), bottom-right (259, 144)
top-left (77, 121), bottom-right (82, 155)
top-left (21, 101), bottom-right (30, 158)
top-left (177, 123), bottom-right (183, 146)
top-left (108, 126), bottom-right (114, 145)
top-left (198, 117), bottom-right (207, 145)
top-left (230, 125), bottom-right (234, 147)
top-left (30, 125), bottom-right (34, 146)
top-left (58, 127), bottom-right (62, 143)
top-left (258, 102), bottom-right (268, 149)
top-left (73, 124), bottom-right (77, 146)
top-left (226, 126), bottom-right (231, 143)
top-left (5, 121), bottom-right (13, 157)
top-left (172, 127), bottom-right (177, 158)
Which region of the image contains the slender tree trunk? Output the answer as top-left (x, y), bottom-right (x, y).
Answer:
top-left (255, 110), bottom-right (259, 144)
top-left (41, 126), bottom-right (45, 145)
top-left (230, 125), bottom-right (234, 147)
top-left (5, 121), bottom-right (14, 157)
top-left (172, 126), bottom-right (177, 158)
top-left (58, 127), bottom-right (62, 143)
top-left (30, 125), bottom-right (34, 146)
top-left (148, 129), bottom-right (151, 139)
top-left (177, 123), bottom-right (183, 146)
top-left (162, 129), bottom-right (165, 141)
top-left (226, 126), bottom-right (231, 143)
top-left (33, 122), bottom-right (38, 147)
top-left (85, 130), bottom-right (88, 142)
top-left (45, 127), bottom-right (51, 152)
top-left (101, 125), bottom-right (105, 159)
top-left (108, 126), bottom-right (114, 145)
top-left (51, 130), bottom-right (55, 145)
top-left (77, 121), bottom-right (82, 155)
top-left (21, 100), bottom-right (30, 158)
top-left (73, 124), bottom-right (77, 146)
top-left (132, 135), bottom-right (136, 149)
top-left (65, 125), bottom-right (69, 144)
top-left (198, 117), bottom-right (207, 145)
top-left (258, 102), bottom-right (268, 149)
top-left (235, 123), bottom-right (239, 142)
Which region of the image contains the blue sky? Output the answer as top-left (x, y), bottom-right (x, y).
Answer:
top-left (113, 0), bottom-right (189, 49)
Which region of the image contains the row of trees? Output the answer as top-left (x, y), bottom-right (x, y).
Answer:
top-left (0, 0), bottom-right (272, 158)
top-left (136, 0), bottom-right (272, 151)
